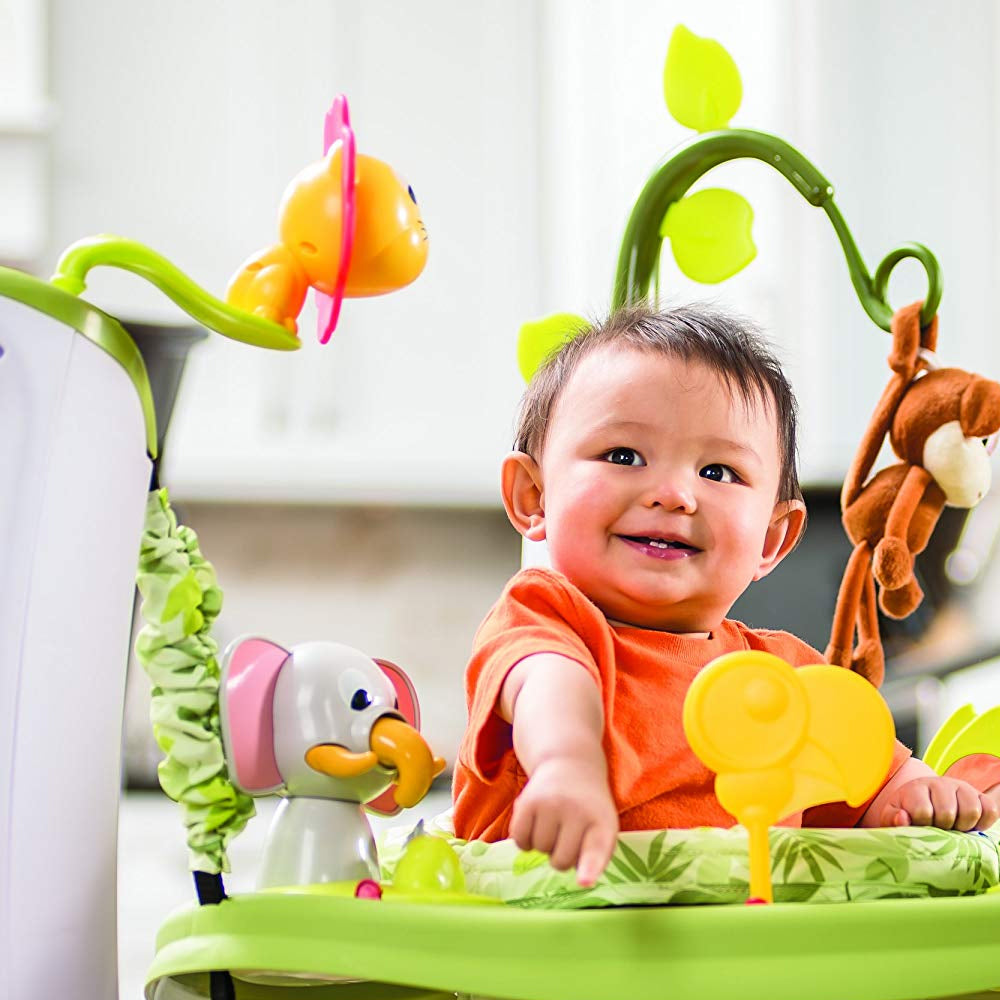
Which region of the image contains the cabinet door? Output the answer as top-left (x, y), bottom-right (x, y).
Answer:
top-left (0, 0), bottom-right (48, 264)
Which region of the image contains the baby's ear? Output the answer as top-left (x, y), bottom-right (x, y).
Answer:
top-left (501, 451), bottom-right (546, 541)
top-left (754, 499), bottom-right (807, 580)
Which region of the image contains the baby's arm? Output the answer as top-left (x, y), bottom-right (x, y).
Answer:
top-left (861, 756), bottom-right (1000, 831)
top-left (500, 653), bottom-right (619, 886)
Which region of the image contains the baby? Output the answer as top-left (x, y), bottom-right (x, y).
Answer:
top-left (453, 304), bottom-right (1000, 886)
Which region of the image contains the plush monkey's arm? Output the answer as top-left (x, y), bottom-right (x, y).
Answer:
top-left (872, 465), bottom-right (933, 592)
top-left (883, 465), bottom-right (933, 543)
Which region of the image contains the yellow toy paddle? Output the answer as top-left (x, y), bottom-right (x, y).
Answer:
top-left (683, 651), bottom-right (895, 902)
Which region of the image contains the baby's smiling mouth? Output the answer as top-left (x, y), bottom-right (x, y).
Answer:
top-left (618, 534), bottom-right (700, 555)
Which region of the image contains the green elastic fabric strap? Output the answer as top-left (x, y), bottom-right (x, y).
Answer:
top-left (135, 488), bottom-right (255, 873)
top-left (51, 235), bottom-right (301, 352)
top-left (0, 264), bottom-right (158, 458)
top-left (613, 129), bottom-right (942, 332)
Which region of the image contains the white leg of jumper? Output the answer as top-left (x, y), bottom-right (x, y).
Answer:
top-left (0, 299), bottom-right (150, 1000)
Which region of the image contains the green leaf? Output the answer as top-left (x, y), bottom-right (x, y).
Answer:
top-left (645, 830), bottom-right (668, 868)
top-left (806, 843), bottom-right (844, 871)
top-left (771, 833), bottom-right (792, 869)
top-left (616, 838), bottom-right (651, 879)
top-left (660, 188), bottom-right (756, 284)
top-left (663, 25), bottom-right (742, 131)
top-left (782, 842), bottom-right (801, 880)
top-left (607, 851), bottom-right (639, 881)
top-left (516, 312), bottom-right (588, 383)
top-left (650, 845), bottom-right (687, 880)
top-left (658, 861), bottom-right (694, 883)
top-left (803, 850), bottom-right (824, 883)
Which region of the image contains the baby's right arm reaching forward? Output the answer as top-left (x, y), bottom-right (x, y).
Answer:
top-left (499, 653), bottom-right (619, 886)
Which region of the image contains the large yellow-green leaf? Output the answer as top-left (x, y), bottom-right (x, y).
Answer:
top-left (517, 312), bottom-right (588, 382)
top-left (923, 704), bottom-right (1000, 774)
top-left (660, 187), bottom-right (756, 283)
top-left (663, 24), bottom-right (742, 131)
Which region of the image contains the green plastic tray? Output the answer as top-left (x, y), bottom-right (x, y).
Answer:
top-left (147, 890), bottom-right (1000, 1000)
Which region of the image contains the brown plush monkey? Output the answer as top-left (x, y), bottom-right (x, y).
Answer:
top-left (825, 301), bottom-right (1000, 687)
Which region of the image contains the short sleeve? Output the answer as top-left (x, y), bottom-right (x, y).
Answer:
top-left (942, 753), bottom-right (1000, 793)
top-left (459, 569), bottom-right (603, 782)
top-left (747, 627), bottom-right (826, 666)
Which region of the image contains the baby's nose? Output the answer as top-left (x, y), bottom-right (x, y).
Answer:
top-left (644, 479), bottom-right (697, 513)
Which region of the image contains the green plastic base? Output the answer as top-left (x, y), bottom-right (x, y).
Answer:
top-left (147, 891), bottom-right (1000, 1000)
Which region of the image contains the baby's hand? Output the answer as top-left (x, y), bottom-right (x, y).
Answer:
top-left (509, 755), bottom-right (619, 887)
top-left (876, 775), bottom-right (1000, 831)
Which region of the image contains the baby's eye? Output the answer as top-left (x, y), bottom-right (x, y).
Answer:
top-left (983, 433), bottom-right (999, 456)
top-left (700, 464), bottom-right (738, 484)
top-left (603, 448), bottom-right (645, 467)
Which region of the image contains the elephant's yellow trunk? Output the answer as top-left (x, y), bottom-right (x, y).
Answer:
top-left (370, 716), bottom-right (446, 808)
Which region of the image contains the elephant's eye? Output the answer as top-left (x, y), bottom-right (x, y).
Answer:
top-left (351, 689), bottom-right (373, 711)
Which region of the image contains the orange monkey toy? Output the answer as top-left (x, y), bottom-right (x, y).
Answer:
top-left (825, 301), bottom-right (1000, 688)
top-left (226, 96), bottom-right (428, 339)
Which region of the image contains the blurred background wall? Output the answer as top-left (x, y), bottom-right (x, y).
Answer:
top-left (4, 0), bottom-right (1000, 775)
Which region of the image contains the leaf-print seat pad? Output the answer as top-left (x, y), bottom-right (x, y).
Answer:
top-left (380, 817), bottom-right (1000, 908)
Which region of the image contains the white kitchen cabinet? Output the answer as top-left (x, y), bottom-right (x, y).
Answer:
top-left (158, 2), bottom-right (542, 505)
top-left (47, 0), bottom-right (538, 506)
top-left (0, 0), bottom-right (49, 264)
top-left (45, 1), bottom-right (1000, 502)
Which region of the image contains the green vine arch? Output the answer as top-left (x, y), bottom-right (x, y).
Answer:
top-left (612, 128), bottom-right (941, 332)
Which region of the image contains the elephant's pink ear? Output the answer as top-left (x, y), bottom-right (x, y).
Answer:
top-left (375, 658), bottom-right (420, 729)
top-left (220, 636), bottom-right (290, 795)
top-left (367, 659), bottom-right (422, 817)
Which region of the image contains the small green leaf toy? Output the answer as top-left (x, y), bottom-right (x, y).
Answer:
top-left (660, 188), bottom-right (756, 284)
top-left (663, 25), bottom-right (742, 132)
top-left (517, 312), bottom-right (588, 382)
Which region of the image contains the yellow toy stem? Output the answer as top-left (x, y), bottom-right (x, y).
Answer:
top-left (745, 810), bottom-right (773, 903)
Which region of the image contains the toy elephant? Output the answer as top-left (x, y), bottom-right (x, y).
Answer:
top-left (219, 636), bottom-right (444, 889)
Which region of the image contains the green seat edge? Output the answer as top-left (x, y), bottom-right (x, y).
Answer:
top-left (146, 891), bottom-right (1000, 1000)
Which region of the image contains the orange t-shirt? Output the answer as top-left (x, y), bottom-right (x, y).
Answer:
top-left (453, 567), bottom-right (912, 841)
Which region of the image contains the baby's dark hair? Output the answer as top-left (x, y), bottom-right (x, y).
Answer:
top-left (514, 303), bottom-right (803, 504)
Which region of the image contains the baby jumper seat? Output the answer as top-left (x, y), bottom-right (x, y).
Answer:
top-left (143, 43), bottom-right (1000, 997)
top-left (3, 27), bottom-right (998, 1000)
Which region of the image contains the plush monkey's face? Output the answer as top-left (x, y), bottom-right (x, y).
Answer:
top-left (923, 420), bottom-right (994, 507)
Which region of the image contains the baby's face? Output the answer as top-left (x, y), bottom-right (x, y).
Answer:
top-left (534, 345), bottom-right (790, 633)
